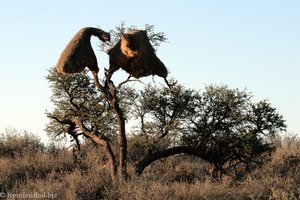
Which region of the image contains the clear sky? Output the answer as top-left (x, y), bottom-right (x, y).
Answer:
top-left (0, 1), bottom-right (299, 141)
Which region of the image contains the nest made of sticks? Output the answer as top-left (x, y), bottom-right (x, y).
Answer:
top-left (56, 27), bottom-right (110, 75)
top-left (107, 30), bottom-right (168, 79)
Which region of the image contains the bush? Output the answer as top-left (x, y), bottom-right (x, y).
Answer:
top-left (0, 128), bottom-right (45, 158)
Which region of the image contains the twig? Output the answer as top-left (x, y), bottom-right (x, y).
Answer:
top-left (117, 76), bottom-right (145, 88)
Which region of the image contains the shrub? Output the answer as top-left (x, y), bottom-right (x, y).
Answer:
top-left (0, 128), bottom-right (45, 158)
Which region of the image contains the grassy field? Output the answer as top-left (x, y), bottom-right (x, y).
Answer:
top-left (0, 131), bottom-right (299, 200)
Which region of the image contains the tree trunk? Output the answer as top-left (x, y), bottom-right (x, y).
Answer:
top-left (93, 73), bottom-right (128, 179)
top-left (209, 162), bottom-right (223, 183)
top-left (135, 146), bottom-right (208, 176)
top-left (112, 99), bottom-right (128, 179)
top-left (72, 118), bottom-right (117, 180)
top-left (101, 139), bottom-right (117, 181)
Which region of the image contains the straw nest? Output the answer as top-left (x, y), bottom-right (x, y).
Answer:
top-left (56, 27), bottom-right (110, 75)
top-left (107, 30), bottom-right (168, 79)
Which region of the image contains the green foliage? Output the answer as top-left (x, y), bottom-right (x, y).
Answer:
top-left (45, 68), bottom-right (117, 144)
top-left (99, 21), bottom-right (167, 52)
top-left (47, 22), bottom-right (287, 183)
top-left (181, 85), bottom-right (286, 174)
top-left (127, 82), bottom-right (286, 176)
top-left (46, 62), bottom-right (286, 178)
top-left (129, 82), bottom-right (194, 140)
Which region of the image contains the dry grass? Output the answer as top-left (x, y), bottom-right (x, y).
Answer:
top-left (0, 132), bottom-right (299, 200)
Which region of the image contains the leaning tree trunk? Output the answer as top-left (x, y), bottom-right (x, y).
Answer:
top-left (72, 117), bottom-right (117, 180)
top-left (135, 146), bottom-right (208, 176)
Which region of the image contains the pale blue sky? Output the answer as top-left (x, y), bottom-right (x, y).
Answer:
top-left (0, 1), bottom-right (299, 141)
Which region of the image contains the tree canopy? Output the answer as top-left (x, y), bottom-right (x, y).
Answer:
top-left (46, 23), bottom-right (286, 181)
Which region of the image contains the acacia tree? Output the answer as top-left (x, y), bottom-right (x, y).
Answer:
top-left (46, 24), bottom-right (286, 181)
top-left (129, 84), bottom-right (286, 181)
top-left (180, 85), bottom-right (286, 180)
top-left (46, 23), bottom-right (167, 180)
top-left (46, 70), bottom-right (119, 179)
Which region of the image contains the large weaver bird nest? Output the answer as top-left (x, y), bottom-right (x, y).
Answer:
top-left (106, 30), bottom-right (168, 79)
top-left (56, 27), bottom-right (110, 75)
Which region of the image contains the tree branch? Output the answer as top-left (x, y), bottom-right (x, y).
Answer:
top-left (48, 116), bottom-right (81, 150)
top-left (72, 117), bottom-right (117, 179)
top-left (135, 146), bottom-right (208, 175)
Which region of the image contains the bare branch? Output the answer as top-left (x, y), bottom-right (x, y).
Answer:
top-left (117, 76), bottom-right (145, 89)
